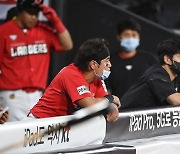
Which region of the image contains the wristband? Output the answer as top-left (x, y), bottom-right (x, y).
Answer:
top-left (105, 95), bottom-right (119, 107)
top-left (104, 95), bottom-right (114, 103)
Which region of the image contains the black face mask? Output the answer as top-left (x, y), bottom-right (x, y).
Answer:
top-left (170, 60), bottom-right (180, 74)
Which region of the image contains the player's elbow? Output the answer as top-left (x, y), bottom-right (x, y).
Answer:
top-left (63, 42), bottom-right (73, 51)
top-left (167, 93), bottom-right (180, 106)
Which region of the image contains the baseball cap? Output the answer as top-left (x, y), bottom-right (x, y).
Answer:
top-left (16, 0), bottom-right (44, 12)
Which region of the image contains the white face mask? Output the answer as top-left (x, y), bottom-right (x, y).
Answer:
top-left (100, 69), bottom-right (111, 80)
top-left (120, 38), bottom-right (140, 52)
top-left (94, 69), bottom-right (111, 80)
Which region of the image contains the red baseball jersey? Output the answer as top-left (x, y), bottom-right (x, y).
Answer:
top-left (0, 20), bottom-right (62, 90)
top-left (30, 64), bottom-right (108, 117)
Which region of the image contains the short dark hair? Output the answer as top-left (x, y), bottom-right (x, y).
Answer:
top-left (158, 38), bottom-right (180, 64)
top-left (74, 38), bottom-right (109, 71)
top-left (117, 18), bottom-right (141, 35)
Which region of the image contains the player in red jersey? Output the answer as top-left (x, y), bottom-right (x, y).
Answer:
top-left (29, 38), bottom-right (120, 122)
top-left (0, 0), bottom-right (73, 122)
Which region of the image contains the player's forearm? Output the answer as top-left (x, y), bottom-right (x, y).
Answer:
top-left (40, 4), bottom-right (73, 51)
top-left (77, 97), bottom-right (107, 108)
top-left (57, 30), bottom-right (73, 51)
top-left (167, 93), bottom-right (180, 105)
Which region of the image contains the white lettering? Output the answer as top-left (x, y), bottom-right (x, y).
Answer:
top-left (77, 86), bottom-right (90, 95)
top-left (28, 45), bottom-right (34, 54)
top-left (129, 114), bottom-right (155, 132)
top-left (10, 43), bottom-right (48, 57)
top-left (11, 48), bottom-right (17, 57)
top-left (156, 111), bottom-right (171, 128)
top-left (33, 44), bottom-right (38, 54)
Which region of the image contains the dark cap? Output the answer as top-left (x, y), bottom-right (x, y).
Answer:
top-left (17, 0), bottom-right (44, 12)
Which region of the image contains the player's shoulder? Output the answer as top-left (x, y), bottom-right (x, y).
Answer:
top-left (0, 20), bottom-right (13, 29)
top-left (60, 64), bottom-right (81, 76)
top-left (145, 65), bottom-right (168, 80)
top-left (0, 20), bottom-right (15, 34)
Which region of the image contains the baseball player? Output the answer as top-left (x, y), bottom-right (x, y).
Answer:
top-left (29, 38), bottom-right (120, 122)
top-left (0, 0), bottom-right (73, 121)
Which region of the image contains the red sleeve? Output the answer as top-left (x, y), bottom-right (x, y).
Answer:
top-left (62, 69), bottom-right (93, 103)
top-left (48, 32), bottom-right (62, 52)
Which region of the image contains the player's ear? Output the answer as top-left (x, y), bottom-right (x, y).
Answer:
top-left (117, 35), bottom-right (121, 41)
top-left (89, 60), bottom-right (97, 70)
top-left (164, 55), bottom-right (172, 65)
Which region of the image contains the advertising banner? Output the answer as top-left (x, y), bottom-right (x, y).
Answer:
top-left (0, 115), bottom-right (106, 154)
top-left (104, 106), bottom-right (180, 143)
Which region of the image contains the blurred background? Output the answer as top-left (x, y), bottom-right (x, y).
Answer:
top-left (0, 0), bottom-right (180, 84)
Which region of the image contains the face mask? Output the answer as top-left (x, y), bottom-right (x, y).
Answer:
top-left (94, 69), bottom-right (111, 80)
top-left (170, 60), bottom-right (180, 74)
top-left (100, 69), bottom-right (111, 80)
top-left (120, 38), bottom-right (140, 52)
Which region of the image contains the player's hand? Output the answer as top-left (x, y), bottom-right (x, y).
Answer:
top-left (106, 103), bottom-right (119, 122)
top-left (40, 4), bottom-right (60, 24)
top-left (0, 107), bottom-right (8, 124)
top-left (112, 95), bottom-right (121, 108)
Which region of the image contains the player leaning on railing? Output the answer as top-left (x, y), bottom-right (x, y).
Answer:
top-left (28, 38), bottom-right (121, 122)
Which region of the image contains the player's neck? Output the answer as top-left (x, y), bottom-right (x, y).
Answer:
top-left (83, 71), bottom-right (96, 84)
top-left (15, 18), bottom-right (24, 29)
top-left (162, 64), bottom-right (177, 81)
top-left (15, 17), bottom-right (28, 29)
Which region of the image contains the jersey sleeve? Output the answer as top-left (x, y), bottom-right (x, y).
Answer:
top-left (147, 72), bottom-right (177, 102)
top-left (62, 70), bottom-right (93, 103)
top-left (49, 32), bottom-right (62, 52)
